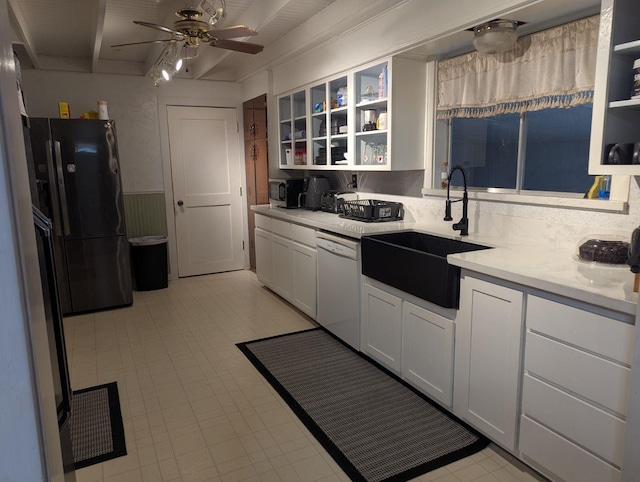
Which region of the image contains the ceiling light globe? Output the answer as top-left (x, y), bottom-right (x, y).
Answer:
top-left (162, 68), bottom-right (171, 81)
top-left (175, 58), bottom-right (183, 72)
top-left (473, 20), bottom-right (518, 54)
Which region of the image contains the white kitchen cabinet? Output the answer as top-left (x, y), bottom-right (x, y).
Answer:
top-left (453, 272), bottom-right (524, 452)
top-left (589, 0), bottom-right (640, 175)
top-left (519, 293), bottom-right (634, 482)
top-left (254, 227), bottom-right (272, 286)
top-left (278, 89), bottom-right (307, 168)
top-left (291, 241), bottom-right (317, 318)
top-left (402, 301), bottom-right (454, 407)
top-left (271, 233), bottom-right (292, 300)
top-left (276, 56), bottom-right (426, 171)
top-left (361, 281), bottom-right (403, 374)
top-left (252, 214), bottom-right (317, 319)
top-left (361, 276), bottom-right (456, 403)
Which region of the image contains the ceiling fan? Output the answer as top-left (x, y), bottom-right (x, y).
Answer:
top-left (111, 1), bottom-right (264, 56)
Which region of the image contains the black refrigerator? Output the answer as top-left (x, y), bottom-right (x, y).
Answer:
top-left (26, 118), bottom-right (132, 314)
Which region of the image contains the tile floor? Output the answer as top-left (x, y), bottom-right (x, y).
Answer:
top-left (65, 270), bottom-right (546, 482)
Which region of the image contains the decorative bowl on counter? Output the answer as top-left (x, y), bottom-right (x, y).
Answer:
top-left (576, 236), bottom-right (630, 264)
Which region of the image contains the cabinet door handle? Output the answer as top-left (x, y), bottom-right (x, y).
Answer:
top-left (177, 200), bottom-right (184, 207)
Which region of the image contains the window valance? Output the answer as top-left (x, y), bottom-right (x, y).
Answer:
top-left (436, 15), bottom-right (599, 119)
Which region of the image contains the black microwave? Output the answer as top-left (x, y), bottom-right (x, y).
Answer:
top-left (268, 179), bottom-right (304, 208)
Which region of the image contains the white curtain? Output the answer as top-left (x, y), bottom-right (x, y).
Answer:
top-left (437, 15), bottom-right (599, 119)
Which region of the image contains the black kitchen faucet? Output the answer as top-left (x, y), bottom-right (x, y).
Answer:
top-left (443, 165), bottom-right (469, 236)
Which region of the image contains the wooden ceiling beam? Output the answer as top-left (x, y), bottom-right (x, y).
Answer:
top-left (91, 0), bottom-right (107, 73)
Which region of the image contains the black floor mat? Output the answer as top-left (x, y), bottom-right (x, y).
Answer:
top-left (237, 328), bottom-right (488, 482)
top-left (70, 381), bottom-right (126, 469)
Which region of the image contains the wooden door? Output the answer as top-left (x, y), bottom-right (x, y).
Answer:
top-left (168, 106), bottom-right (243, 277)
top-left (243, 94), bottom-right (269, 270)
top-left (252, 95), bottom-right (268, 140)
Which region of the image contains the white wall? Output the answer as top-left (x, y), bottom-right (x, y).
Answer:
top-left (21, 71), bottom-right (242, 194)
top-left (0, 0), bottom-right (64, 478)
top-left (270, 0), bottom-right (538, 95)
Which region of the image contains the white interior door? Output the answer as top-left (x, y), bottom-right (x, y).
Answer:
top-left (168, 106), bottom-right (243, 277)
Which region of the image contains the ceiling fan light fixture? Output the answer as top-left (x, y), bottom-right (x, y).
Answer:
top-left (472, 19), bottom-right (518, 54)
top-left (161, 65), bottom-right (171, 81)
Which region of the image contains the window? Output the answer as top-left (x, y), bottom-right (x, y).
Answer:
top-left (435, 16), bottom-right (599, 196)
top-left (446, 104), bottom-right (593, 193)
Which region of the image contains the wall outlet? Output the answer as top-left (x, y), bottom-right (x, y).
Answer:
top-left (351, 174), bottom-right (357, 189)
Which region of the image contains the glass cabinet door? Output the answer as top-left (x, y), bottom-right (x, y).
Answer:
top-left (310, 83), bottom-right (327, 166)
top-left (279, 90), bottom-right (307, 167)
top-left (328, 76), bottom-right (348, 167)
top-left (355, 61), bottom-right (388, 167)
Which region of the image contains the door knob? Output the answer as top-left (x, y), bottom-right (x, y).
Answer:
top-left (177, 200), bottom-right (184, 207)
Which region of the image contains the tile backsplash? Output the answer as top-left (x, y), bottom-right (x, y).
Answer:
top-left (312, 170), bottom-right (640, 247)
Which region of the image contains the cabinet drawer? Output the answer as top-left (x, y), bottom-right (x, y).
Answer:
top-left (271, 218), bottom-right (291, 238)
top-left (291, 223), bottom-right (316, 247)
top-left (526, 295), bottom-right (634, 365)
top-left (520, 415), bottom-right (621, 482)
top-left (255, 213), bottom-right (271, 231)
top-left (525, 332), bottom-right (630, 416)
top-left (522, 374), bottom-right (625, 466)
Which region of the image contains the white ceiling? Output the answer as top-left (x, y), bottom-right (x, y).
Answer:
top-left (9, 0), bottom-right (603, 84)
top-left (8, 0), bottom-right (342, 81)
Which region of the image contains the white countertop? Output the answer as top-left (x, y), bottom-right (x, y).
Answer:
top-left (252, 205), bottom-right (638, 315)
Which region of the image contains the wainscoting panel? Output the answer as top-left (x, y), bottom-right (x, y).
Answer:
top-left (123, 193), bottom-right (168, 239)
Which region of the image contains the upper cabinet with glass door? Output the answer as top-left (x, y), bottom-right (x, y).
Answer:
top-left (589, 0), bottom-right (640, 174)
top-left (278, 90), bottom-right (307, 168)
top-left (308, 75), bottom-right (349, 168)
top-left (277, 56), bottom-right (427, 171)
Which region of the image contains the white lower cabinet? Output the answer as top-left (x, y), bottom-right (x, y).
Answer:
top-left (361, 282), bottom-right (402, 374)
top-left (519, 294), bottom-right (634, 482)
top-left (402, 301), bottom-right (454, 407)
top-left (361, 277), bottom-right (455, 406)
top-left (253, 214), bottom-right (317, 318)
top-left (254, 227), bottom-right (272, 286)
top-left (291, 241), bottom-right (317, 318)
top-left (271, 233), bottom-right (292, 300)
top-left (453, 272), bottom-right (524, 452)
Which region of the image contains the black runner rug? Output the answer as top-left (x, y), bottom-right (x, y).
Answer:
top-left (70, 381), bottom-right (127, 469)
top-left (237, 328), bottom-right (488, 482)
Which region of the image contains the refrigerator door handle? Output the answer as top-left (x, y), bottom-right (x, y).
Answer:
top-left (45, 140), bottom-right (63, 237)
top-left (53, 141), bottom-right (71, 237)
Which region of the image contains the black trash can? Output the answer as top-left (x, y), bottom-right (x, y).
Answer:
top-left (129, 235), bottom-right (168, 291)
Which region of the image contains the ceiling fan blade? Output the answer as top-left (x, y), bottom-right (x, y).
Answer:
top-left (213, 39), bottom-right (264, 54)
top-left (134, 20), bottom-right (184, 37)
top-left (209, 25), bottom-right (258, 39)
top-left (111, 39), bottom-right (178, 48)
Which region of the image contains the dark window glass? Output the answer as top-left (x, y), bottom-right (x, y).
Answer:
top-left (450, 114), bottom-right (520, 189)
top-left (523, 104), bottom-right (593, 193)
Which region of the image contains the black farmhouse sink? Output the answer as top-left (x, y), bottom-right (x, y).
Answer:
top-left (361, 231), bottom-right (491, 308)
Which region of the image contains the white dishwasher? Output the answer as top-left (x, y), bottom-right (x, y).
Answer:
top-left (316, 231), bottom-right (361, 350)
